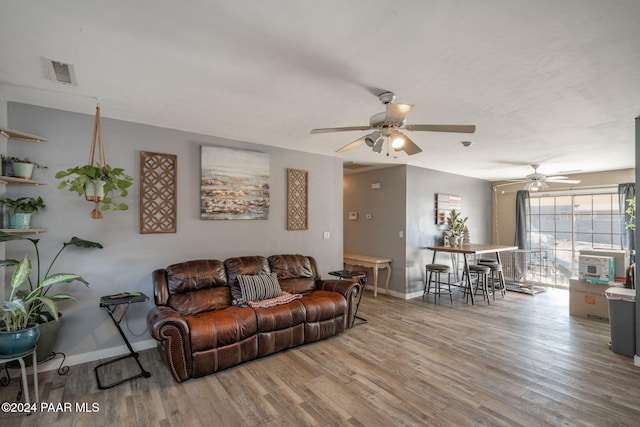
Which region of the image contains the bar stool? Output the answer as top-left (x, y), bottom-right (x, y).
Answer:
top-left (467, 264), bottom-right (491, 305)
top-left (478, 260), bottom-right (506, 300)
top-left (424, 264), bottom-right (452, 303)
top-left (0, 346), bottom-right (39, 408)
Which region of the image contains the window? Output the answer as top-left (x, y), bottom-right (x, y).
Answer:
top-left (527, 191), bottom-right (621, 287)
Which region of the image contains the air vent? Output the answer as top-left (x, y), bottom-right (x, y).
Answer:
top-left (45, 58), bottom-right (77, 85)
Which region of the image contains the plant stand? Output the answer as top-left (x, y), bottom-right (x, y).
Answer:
top-left (95, 293), bottom-right (151, 390)
top-left (0, 346), bottom-right (38, 408)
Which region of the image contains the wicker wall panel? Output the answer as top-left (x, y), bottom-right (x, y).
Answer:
top-left (140, 151), bottom-right (177, 233)
top-left (287, 168), bottom-right (308, 230)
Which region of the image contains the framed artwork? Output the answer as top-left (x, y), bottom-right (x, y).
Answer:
top-left (200, 145), bottom-right (270, 220)
top-left (287, 168), bottom-right (308, 230)
top-left (435, 193), bottom-right (462, 225)
top-left (140, 151), bottom-right (177, 234)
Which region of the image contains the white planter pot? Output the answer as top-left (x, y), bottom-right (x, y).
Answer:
top-left (85, 179), bottom-right (106, 201)
top-left (11, 162), bottom-right (34, 179)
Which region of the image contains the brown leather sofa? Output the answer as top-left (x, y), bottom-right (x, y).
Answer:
top-left (147, 254), bottom-right (359, 382)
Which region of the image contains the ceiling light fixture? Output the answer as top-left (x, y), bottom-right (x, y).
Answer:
top-left (524, 180), bottom-right (548, 192)
top-left (389, 130), bottom-right (405, 149)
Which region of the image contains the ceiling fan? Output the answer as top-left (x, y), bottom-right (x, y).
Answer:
top-left (310, 92), bottom-right (476, 156)
top-left (495, 164), bottom-right (581, 192)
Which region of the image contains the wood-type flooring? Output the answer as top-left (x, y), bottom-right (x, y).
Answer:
top-left (1, 288), bottom-right (639, 426)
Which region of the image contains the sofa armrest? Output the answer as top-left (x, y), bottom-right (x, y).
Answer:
top-left (316, 279), bottom-right (360, 328)
top-left (147, 306), bottom-right (192, 382)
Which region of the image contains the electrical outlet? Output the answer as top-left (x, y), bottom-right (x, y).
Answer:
top-left (323, 231), bottom-right (330, 240)
top-left (399, 231), bottom-right (404, 238)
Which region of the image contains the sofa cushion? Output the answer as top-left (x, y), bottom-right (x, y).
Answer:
top-left (268, 254), bottom-right (317, 294)
top-left (238, 273), bottom-right (283, 302)
top-left (252, 300), bottom-right (306, 332)
top-left (186, 306), bottom-right (257, 352)
top-left (299, 290), bottom-right (347, 322)
top-left (165, 260), bottom-right (231, 315)
top-left (224, 256), bottom-right (271, 302)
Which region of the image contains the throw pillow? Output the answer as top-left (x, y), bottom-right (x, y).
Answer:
top-left (237, 273), bottom-right (283, 302)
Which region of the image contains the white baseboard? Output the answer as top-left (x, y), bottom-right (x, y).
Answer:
top-left (404, 290), bottom-right (423, 300)
top-left (37, 339), bottom-right (157, 373)
top-left (362, 285), bottom-right (422, 300)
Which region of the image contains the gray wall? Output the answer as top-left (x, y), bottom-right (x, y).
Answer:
top-left (343, 166), bottom-right (407, 296)
top-left (343, 164), bottom-right (492, 297)
top-left (5, 102), bottom-right (344, 363)
top-left (406, 165), bottom-right (492, 295)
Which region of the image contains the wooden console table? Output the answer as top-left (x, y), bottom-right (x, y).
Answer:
top-left (343, 253), bottom-right (392, 297)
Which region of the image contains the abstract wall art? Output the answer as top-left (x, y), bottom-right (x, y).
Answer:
top-left (200, 145), bottom-right (270, 220)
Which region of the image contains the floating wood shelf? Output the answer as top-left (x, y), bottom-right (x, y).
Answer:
top-left (0, 228), bottom-right (48, 235)
top-left (0, 175), bottom-right (47, 186)
top-left (0, 127), bottom-right (47, 143)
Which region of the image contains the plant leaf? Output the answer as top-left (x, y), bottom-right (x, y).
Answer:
top-left (40, 273), bottom-right (87, 287)
top-left (37, 296), bottom-right (59, 320)
top-left (10, 256), bottom-right (31, 290)
top-left (48, 292), bottom-right (77, 300)
top-left (64, 237), bottom-right (104, 249)
top-left (0, 259), bottom-right (20, 268)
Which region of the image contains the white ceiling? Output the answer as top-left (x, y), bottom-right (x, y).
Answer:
top-left (1, 1), bottom-right (639, 181)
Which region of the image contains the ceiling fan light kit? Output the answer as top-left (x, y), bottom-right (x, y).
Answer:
top-left (310, 91), bottom-right (476, 156)
top-left (494, 164), bottom-right (582, 192)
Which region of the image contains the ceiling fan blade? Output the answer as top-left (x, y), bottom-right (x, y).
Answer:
top-left (547, 178), bottom-right (581, 184)
top-left (393, 133), bottom-right (422, 155)
top-left (546, 176), bottom-right (568, 180)
top-left (404, 124), bottom-right (476, 133)
top-left (336, 136), bottom-right (366, 153)
top-left (310, 126), bottom-right (371, 134)
top-left (384, 103), bottom-right (413, 122)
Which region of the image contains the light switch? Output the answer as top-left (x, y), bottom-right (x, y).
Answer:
top-left (323, 231), bottom-right (330, 240)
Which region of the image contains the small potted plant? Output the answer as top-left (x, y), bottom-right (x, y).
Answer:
top-left (625, 196), bottom-right (635, 230)
top-left (445, 209), bottom-right (468, 245)
top-left (0, 196), bottom-right (45, 229)
top-left (55, 163), bottom-right (134, 218)
top-left (0, 155), bottom-right (47, 180)
top-left (0, 232), bottom-right (102, 359)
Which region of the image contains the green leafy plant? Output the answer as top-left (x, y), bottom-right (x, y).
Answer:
top-left (55, 164), bottom-right (134, 211)
top-left (0, 155), bottom-right (47, 169)
top-left (0, 196), bottom-right (45, 214)
top-left (0, 232), bottom-right (103, 331)
top-left (625, 196), bottom-right (635, 230)
top-left (446, 209), bottom-right (468, 236)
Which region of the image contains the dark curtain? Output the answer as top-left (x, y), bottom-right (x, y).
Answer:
top-left (515, 190), bottom-right (530, 250)
top-left (514, 190), bottom-right (530, 282)
top-left (619, 182), bottom-right (635, 253)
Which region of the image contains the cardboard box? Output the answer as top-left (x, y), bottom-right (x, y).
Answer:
top-left (578, 255), bottom-right (615, 284)
top-left (579, 249), bottom-right (629, 280)
top-left (569, 279), bottom-right (623, 322)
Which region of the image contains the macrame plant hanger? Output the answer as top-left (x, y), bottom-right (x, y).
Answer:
top-left (87, 102), bottom-right (106, 219)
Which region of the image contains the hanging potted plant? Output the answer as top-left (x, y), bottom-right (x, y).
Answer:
top-left (0, 196), bottom-right (45, 229)
top-left (55, 164), bottom-right (133, 218)
top-left (0, 232), bottom-right (103, 360)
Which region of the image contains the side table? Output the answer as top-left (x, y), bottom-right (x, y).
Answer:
top-left (95, 292), bottom-right (151, 390)
top-left (328, 270), bottom-right (368, 326)
top-left (0, 346), bottom-right (38, 408)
